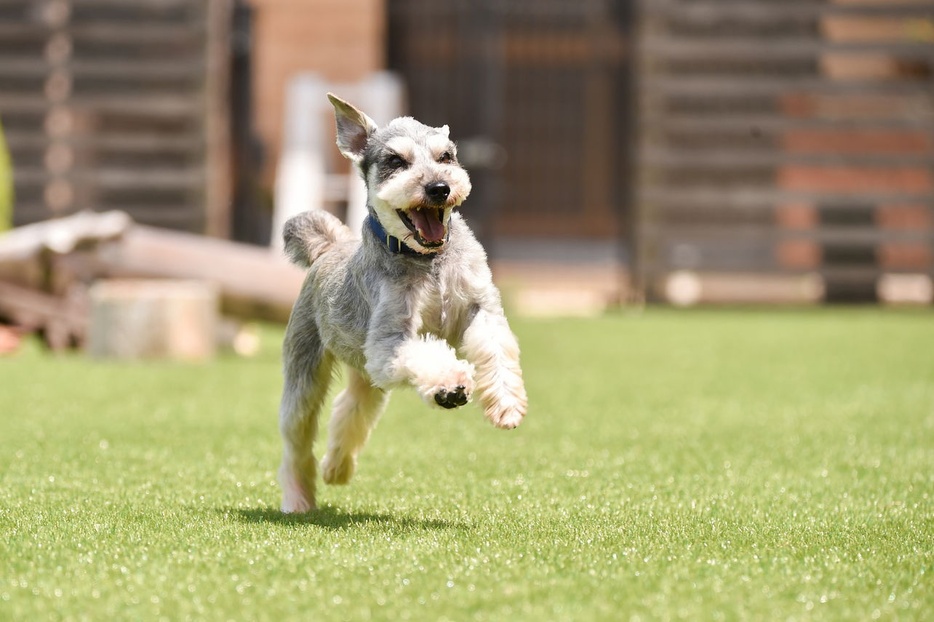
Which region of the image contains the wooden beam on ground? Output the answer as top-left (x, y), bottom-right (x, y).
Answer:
top-left (96, 224), bottom-right (306, 322)
top-left (0, 210), bottom-right (132, 264)
top-left (0, 281), bottom-right (87, 350)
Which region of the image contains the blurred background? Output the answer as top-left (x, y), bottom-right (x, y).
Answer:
top-left (0, 0), bottom-right (932, 355)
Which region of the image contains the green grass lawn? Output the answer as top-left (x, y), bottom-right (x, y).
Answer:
top-left (1, 309), bottom-right (932, 620)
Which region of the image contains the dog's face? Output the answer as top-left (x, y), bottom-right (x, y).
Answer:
top-left (329, 94), bottom-right (472, 254)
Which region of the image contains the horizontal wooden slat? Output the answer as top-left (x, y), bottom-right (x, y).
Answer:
top-left (71, 59), bottom-right (205, 79)
top-left (644, 0), bottom-right (934, 21)
top-left (0, 0), bottom-right (200, 8)
top-left (13, 167), bottom-right (204, 189)
top-left (4, 131), bottom-right (202, 152)
top-left (0, 59), bottom-right (204, 79)
top-left (643, 225), bottom-right (932, 244)
top-left (0, 59), bottom-right (55, 76)
top-left (12, 202), bottom-right (197, 218)
top-left (0, 94), bottom-right (54, 112)
top-left (643, 148), bottom-right (934, 168)
top-left (640, 115), bottom-right (934, 134)
top-left (643, 76), bottom-right (933, 97)
top-left (69, 0), bottom-right (201, 8)
top-left (0, 94), bottom-right (201, 114)
top-left (643, 38), bottom-right (934, 61)
top-left (0, 23), bottom-right (202, 43)
top-left (640, 188), bottom-right (934, 209)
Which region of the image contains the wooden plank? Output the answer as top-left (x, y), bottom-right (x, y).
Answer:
top-left (113, 206), bottom-right (205, 226)
top-left (10, 203), bottom-right (203, 226)
top-left (642, 225), bottom-right (932, 245)
top-left (0, 59), bottom-right (56, 77)
top-left (0, 24), bottom-right (202, 46)
top-left (96, 224), bottom-right (306, 322)
top-left (78, 95), bottom-right (202, 116)
top-left (643, 76), bottom-right (933, 97)
top-left (640, 187), bottom-right (934, 209)
top-left (67, 59), bottom-right (206, 80)
top-left (0, 94), bottom-right (200, 115)
top-left (13, 167), bottom-right (205, 189)
top-left (642, 149), bottom-right (934, 168)
top-left (69, 22), bottom-right (203, 43)
top-left (67, 0), bottom-right (200, 8)
top-left (0, 25), bottom-right (51, 40)
top-left (0, 281), bottom-right (88, 348)
top-left (640, 115), bottom-right (934, 134)
top-left (644, 0), bottom-right (934, 21)
top-left (643, 38), bottom-right (934, 61)
top-left (0, 209), bottom-right (132, 263)
top-left (0, 94), bottom-right (52, 112)
top-left (4, 132), bottom-right (202, 152)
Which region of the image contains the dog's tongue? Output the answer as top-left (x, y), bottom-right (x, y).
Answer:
top-left (409, 209), bottom-right (446, 243)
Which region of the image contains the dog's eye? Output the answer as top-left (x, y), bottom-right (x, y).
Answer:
top-left (386, 155), bottom-right (407, 170)
top-left (438, 151), bottom-right (453, 164)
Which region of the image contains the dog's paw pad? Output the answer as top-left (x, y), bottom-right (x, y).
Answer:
top-left (434, 385), bottom-right (469, 409)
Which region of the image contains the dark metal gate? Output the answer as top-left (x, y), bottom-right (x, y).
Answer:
top-left (387, 0), bottom-right (636, 246)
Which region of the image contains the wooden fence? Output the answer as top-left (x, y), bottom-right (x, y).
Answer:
top-left (636, 0), bottom-right (934, 303)
top-left (0, 0), bottom-right (231, 235)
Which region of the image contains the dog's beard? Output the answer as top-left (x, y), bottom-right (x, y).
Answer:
top-left (398, 207), bottom-right (446, 247)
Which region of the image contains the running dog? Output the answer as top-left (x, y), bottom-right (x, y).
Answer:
top-left (277, 94), bottom-right (527, 513)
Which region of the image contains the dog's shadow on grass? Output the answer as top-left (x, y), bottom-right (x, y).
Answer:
top-left (226, 505), bottom-right (467, 533)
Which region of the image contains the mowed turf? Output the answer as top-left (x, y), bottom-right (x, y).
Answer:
top-left (1, 309), bottom-right (932, 620)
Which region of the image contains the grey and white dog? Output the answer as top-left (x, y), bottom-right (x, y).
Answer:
top-left (277, 94), bottom-right (528, 513)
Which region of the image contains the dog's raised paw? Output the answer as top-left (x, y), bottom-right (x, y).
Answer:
top-left (321, 452), bottom-right (355, 485)
top-left (434, 385), bottom-right (469, 409)
top-left (486, 403), bottom-right (525, 430)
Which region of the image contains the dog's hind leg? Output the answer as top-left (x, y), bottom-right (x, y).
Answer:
top-left (460, 307), bottom-right (527, 430)
top-left (321, 367), bottom-right (388, 485)
top-left (278, 323), bottom-right (335, 513)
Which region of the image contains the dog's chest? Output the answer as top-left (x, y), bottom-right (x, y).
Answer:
top-left (415, 273), bottom-right (468, 340)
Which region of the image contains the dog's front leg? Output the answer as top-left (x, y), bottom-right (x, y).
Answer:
top-left (460, 307), bottom-right (527, 429)
top-left (364, 292), bottom-right (475, 409)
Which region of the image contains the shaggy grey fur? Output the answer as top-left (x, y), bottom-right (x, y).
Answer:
top-left (277, 94), bottom-right (527, 513)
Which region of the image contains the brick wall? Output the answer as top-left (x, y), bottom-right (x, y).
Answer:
top-left (250, 0), bottom-right (385, 183)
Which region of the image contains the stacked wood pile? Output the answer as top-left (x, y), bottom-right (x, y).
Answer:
top-left (636, 0), bottom-right (934, 304)
top-left (0, 0), bottom-right (231, 235)
top-left (0, 211), bottom-right (304, 352)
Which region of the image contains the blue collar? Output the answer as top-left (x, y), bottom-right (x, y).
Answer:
top-left (366, 215), bottom-right (444, 258)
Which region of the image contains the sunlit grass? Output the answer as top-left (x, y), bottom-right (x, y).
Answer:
top-left (1, 309), bottom-right (932, 619)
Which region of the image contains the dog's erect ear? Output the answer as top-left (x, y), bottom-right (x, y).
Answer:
top-left (327, 93), bottom-right (378, 162)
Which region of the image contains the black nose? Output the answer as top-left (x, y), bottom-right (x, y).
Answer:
top-left (425, 181), bottom-right (450, 203)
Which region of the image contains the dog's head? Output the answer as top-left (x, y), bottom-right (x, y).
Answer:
top-left (328, 93), bottom-right (472, 255)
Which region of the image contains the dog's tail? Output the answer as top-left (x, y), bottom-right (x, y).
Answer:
top-left (283, 210), bottom-right (354, 268)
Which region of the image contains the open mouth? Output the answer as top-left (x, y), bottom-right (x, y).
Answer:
top-left (397, 207), bottom-right (446, 248)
